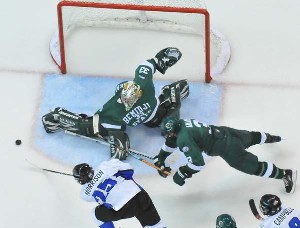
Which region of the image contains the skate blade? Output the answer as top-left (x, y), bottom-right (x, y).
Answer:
top-left (290, 170), bottom-right (298, 194)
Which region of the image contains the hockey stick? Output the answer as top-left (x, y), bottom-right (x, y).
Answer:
top-left (25, 158), bottom-right (78, 177)
top-left (126, 150), bottom-right (171, 175)
top-left (64, 131), bottom-right (171, 176)
top-left (64, 130), bottom-right (155, 160)
top-left (249, 199), bottom-right (264, 220)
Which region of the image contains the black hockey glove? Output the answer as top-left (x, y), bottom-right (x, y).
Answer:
top-left (154, 150), bottom-right (172, 178)
top-left (173, 165), bottom-right (199, 186)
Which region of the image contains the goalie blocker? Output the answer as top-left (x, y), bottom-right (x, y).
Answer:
top-left (144, 79), bottom-right (189, 128)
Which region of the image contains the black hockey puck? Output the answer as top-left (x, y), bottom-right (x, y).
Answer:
top-left (15, 139), bottom-right (22, 145)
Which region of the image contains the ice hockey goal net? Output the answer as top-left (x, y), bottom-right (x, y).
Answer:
top-left (50, 0), bottom-right (231, 83)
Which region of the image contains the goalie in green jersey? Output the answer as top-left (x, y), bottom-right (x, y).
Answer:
top-left (42, 47), bottom-right (189, 161)
top-left (154, 117), bottom-right (297, 194)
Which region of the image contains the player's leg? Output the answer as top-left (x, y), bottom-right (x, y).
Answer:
top-left (223, 127), bottom-right (281, 148)
top-left (254, 162), bottom-right (297, 193)
top-left (42, 107), bottom-right (108, 137)
top-left (93, 206), bottom-right (116, 228)
top-left (135, 189), bottom-right (165, 228)
top-left (219, 138), bottom-right (296, 193)
top-left (218, 138), bottom-right (260, 174)
top-left (42, 108), bottom-right (129, 160)
top-left (99, 223), bottom-right (115, 228)
top-left (94, 220), bottom-right (115, 228)
top-left (95, 189), bottom-right (165, 227)
top-left (94, 192), bottom-right (140, 223)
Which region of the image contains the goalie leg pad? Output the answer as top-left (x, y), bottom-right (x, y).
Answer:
top-left (42, 107), bottom-right (108, 137)
top-left (108, 131), bottom-right (130, 160)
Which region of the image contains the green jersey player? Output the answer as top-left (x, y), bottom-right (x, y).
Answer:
top-left (42, 47), bottom-right (189, 160)
top-left (154, 117), bottom-right (297, 193)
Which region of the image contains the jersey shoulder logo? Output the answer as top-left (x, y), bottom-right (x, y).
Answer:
top-left (182, 146), bottom-right (189, 152)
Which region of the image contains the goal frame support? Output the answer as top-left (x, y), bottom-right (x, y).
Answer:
top-left (56, 1), bottom-right (212, 82)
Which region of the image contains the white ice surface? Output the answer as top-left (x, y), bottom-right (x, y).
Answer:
top-left (0, 1), bottom-right (300, 228)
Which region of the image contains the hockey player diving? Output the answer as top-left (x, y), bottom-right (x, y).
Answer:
top-left (42, 47), bottom-right (189, 161)
top-left (154, 117), bottom-right (297, 193)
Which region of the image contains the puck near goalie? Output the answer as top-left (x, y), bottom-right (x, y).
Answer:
top-left (42, 47), bottom-right (189, 161)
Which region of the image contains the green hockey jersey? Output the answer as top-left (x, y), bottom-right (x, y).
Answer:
top-left (165, 119), bottom-right (215, 168)
top-left (95, 59), bottom-right (159, 130)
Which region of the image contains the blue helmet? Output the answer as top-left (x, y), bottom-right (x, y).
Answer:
top-left (160, 116), bottom-right (180, 136)
top-left (216, 214), bottom-right (237, 228)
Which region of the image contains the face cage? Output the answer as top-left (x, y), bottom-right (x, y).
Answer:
top-left (121, 96), bottom-right (138, 111)
top-left (77, 165), bottom-right (93, 184)
top-left (259, 203), bottom-right (271, 216)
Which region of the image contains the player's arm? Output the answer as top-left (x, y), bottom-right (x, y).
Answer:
top-left (154, 135), bottom-right (177, 177)
top-left (106, 159), bottom-right (135, 179)
top-left (134, 47), bottom-right (182, 88)
top-left (173, 144), bottom-right (205, 186)
top-left (133, 60), bottom-right (155, 89)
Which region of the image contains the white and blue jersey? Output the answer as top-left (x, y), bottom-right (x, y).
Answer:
top-left (80, 159), bottom-right (142, 211)
top-left (260, 205), bottom-right (300, 228)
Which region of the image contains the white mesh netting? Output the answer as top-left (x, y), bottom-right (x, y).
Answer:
top-left (50, 0), bottom-right (230, 80)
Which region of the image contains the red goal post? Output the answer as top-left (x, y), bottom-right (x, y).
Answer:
top-left (50, 0), bottom-right (231, 83)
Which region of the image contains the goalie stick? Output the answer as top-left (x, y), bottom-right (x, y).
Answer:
top-left (65, 130), bottom-right (154, 160)
top-left (64, 130), bottom-right (171, 176)
top-left (249, 199), bottom-right (264, 220)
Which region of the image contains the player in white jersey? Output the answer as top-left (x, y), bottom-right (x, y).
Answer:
top-left (73, 159), bottom-right (166, 228)
top-left (259, 194), bottom-right (300, 228)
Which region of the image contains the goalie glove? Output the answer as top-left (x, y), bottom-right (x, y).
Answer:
top-left (154, 149), bottom-right (172, 178)
top-left (154, 47), bottom-right (182, 74)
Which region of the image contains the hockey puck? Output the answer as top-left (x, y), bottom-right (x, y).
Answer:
top-left (15, 139), bottom-right (22, 145)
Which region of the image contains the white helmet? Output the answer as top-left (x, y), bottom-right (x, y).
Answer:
top-left (121, 81), bottom-right (142, 111)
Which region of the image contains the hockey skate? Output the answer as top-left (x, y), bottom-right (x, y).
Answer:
top-left (283, 169), bottom-right (297, 193)
top-left (265, 133), bottom-right (281, 143)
